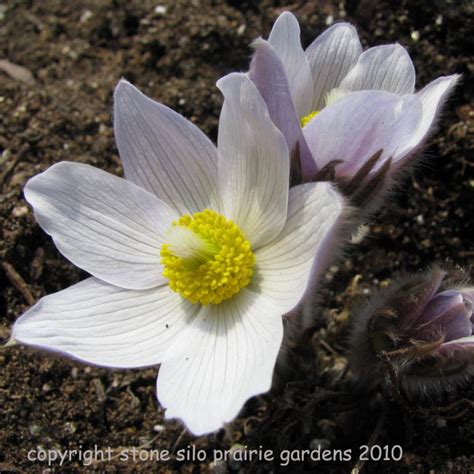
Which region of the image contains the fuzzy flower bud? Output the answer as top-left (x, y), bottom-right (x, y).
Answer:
top-left (349, 267), bottom-right (474, 396)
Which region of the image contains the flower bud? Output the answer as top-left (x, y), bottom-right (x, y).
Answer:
top-left (349, 266), bottom-right (474, 396)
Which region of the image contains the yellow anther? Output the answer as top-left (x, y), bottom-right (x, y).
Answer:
top-left (300, 110), bottom-right (319, 127)
top-left (160, 209), bottom-right (255, 305)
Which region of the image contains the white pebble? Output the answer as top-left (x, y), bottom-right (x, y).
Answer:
top-left (154, 5), bottom-right (167, 15)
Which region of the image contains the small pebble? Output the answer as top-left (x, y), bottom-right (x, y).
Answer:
top-left (154, 5), bottom-right (167, 15)
top-left (64, 422), bottom-right (77, 434)
top-left (80, 9), bottom-right (93, 23)
top-left (11, 205), bottom-right (29, 217)
top-left (29, 424), bottom-right (42, 436)
top-left (237, 24), bottom-right (246, 36)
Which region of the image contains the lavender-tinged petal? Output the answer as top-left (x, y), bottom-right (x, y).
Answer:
top-left (415, 294), bottom-right (472, 342)
top-left (417, 292), bottom-right (467, 324)
top-left (435, 335), bottom-right (474, 360)
top-left (24, 162), bottom-right (179, 290)
top-left (339, 44), bottom-right (416, 96)
top-left (303, 90), bottom-right (423, 177)
top-left (268, 12), bottom-right (313, 117)
top-left (216, 73), bottom-right (289, 249)
top-left (13, 278), bottom-right (198, 368)
top-left (399, 268), bottom-right (447, 330)
top-left (433, 289), bottom-right (473, 315)
top-left (249, 39), bottom-right (318, 179)
top-left (305, 22), bottom-right (362, 111)
top-left (404, 74), bottom-right (461, 152)
top-left (114, 80), bottom-right (219, 215)
top-left (440, 309), bottom-right (473, 341)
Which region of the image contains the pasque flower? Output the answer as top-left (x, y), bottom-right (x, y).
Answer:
top-left (349, 267), bottom-right (474, 395)
top-left (10, 74), bottom-right (344, 435)
top-left (249, 12), bottom-right (459, 205)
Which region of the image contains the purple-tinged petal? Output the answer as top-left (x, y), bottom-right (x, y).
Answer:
top-left (305, 22), bottom-right (362, 111)
top-left (249, 39), bottom-right (318, 179)
top-left (12, 278), bottom-right (198, 368)
top-left (405, 74), bottom-right (461, 151)
top-left (114, 80), bottom-right (219, 215)
top-left (339, 44), bottom-right (416, 95)
top-left (400, 267), bottom-right (446, 330)
top-left (439, 308), bottom-right (472, 341)
top-left (268, 12), bottom-right (313, 117)
top-left (24, 162), bottom-right (179, 290)
top-left (216, 73), bottom-right (289, 249)
top-left (417, 291), bottom-right (468, 324)
top-left (303, 90), bottom-right (423, 177)
top-left (435, 335), bottom-right (474, 360)
top-left (415, 293), bottom-right (472, 342)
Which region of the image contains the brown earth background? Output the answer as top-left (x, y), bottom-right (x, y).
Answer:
top-left (0, 0), bottom-right (473, 472)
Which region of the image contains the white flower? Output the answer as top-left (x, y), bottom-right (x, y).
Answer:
top-left (11, 74), bottom-right (343, 435)
top-left (249, 11), bottom-right (460, 183)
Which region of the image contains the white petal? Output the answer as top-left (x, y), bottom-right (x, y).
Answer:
top-left (303, 90), bottom-right (423, 176)
top-left (157, 289), bottom-right (283, 435)
top-left (216, 73), bottom-right (289, 249)
top-left (252, 182), bottom-right (343, 313)
top-left (339, 44), bottom-right (415, 95)
top-left (305, 22), bottom-right (362, 110)
top-left (114, 80), bottom-right (219, 215)
top-left (406, 74), bottom-right (460, 150)
top-left (268, 12), bottom-right (313, 117)
top-left (25, 162), bottom-right (178, 290)
top-left (12, 278), bottom-right (198, 368)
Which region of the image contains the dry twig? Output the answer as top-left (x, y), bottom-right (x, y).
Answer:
top-left (2, 261), bottom-right (35, 306)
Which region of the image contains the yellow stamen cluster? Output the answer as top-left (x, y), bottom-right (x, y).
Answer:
top-left (160, 209), bottom-right (255, 305)
top-left (300, 110), bottom-right (319, 127)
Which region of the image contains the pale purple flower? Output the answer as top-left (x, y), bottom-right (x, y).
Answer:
top-left (249, 12), bottom-right (459, 205)
top-left (10, 74), bottom-right (344, 435)
top-left (349, 267), bottom-right (474, 395)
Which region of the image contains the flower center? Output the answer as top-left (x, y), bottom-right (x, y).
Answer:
top-left (160, 209), bottom-right (255, 305)
top-left (300, 88), bottom-right (349, 128)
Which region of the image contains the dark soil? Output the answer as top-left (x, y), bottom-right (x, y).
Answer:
top-left (0, 1), bottom-right (472, 473)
